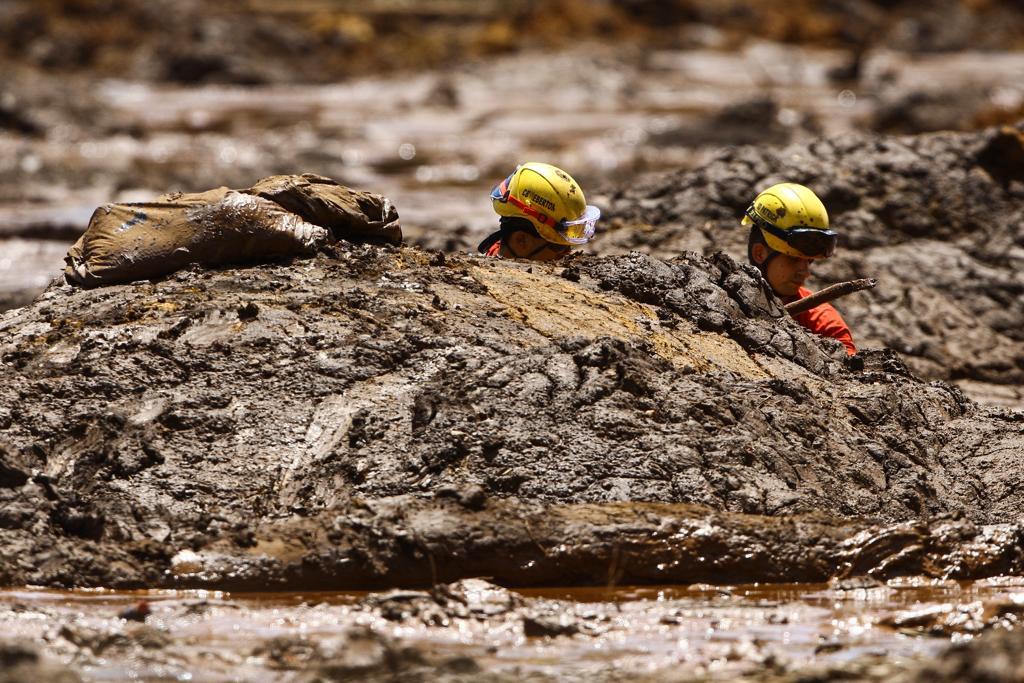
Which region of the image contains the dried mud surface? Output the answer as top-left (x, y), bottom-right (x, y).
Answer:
top-left (1, 231), bottom-right (1023, 591)
top-left (3, 242), bottom-right (1024, 681)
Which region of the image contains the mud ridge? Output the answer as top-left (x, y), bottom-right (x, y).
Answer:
top-left (1, 234), bottom-right (1022, 588)
top-left (165, 496), bottom-right (1024, 592)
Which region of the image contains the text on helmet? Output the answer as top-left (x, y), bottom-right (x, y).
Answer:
top-left (521, 189), bottom-right (556, 211)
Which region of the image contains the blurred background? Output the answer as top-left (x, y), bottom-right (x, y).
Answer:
top-left (2, 0), bottom-right (1024, 310)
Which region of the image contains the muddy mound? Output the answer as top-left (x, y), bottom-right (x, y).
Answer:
top-left (0, 241), bottom-right (1022, 588)
top-left (602, 123), bottom-right (1024, 405)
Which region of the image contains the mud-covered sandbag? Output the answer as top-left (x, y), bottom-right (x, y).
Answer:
top-left (249, 173), bottom-right (401, 245)
top-left (64, 189), bottom-right (325, 287)
top-left (64, 174), bottom-right (401, 288)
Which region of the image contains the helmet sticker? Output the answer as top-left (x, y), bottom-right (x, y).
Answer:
top-left (554, 169), bottom-right (571, 182)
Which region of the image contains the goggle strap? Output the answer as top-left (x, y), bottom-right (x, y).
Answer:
top-left (491, 174), bottom-right (513, 202)
top-left (748, 205), bottom-right (833, 245)
top-left (746, 204), bottom-right (780, 235)
top-left (506, 194), bottom-right (556, 227)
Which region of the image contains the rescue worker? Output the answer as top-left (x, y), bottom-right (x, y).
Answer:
top-left (743, 182), bottom-right (857, 355)
top-left (478, 162), bottom-right (600, 261)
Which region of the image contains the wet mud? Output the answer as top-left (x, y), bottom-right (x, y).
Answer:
top-left (6, 577), bottom-right (1024, 683)
top-left (1, 232), bottom-right (1023, 591)
top-left (3, 577), bottom-right (1024, 682)
top-left (604, 124), bottom-right (1024, 406)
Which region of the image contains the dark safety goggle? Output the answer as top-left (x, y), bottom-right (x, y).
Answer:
top-left (491, 173), bottom-right (599, 245)
top-left (745, 204), bottom-right (837, 258)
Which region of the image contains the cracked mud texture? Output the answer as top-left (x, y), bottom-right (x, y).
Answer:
top-left (1, 226), bottom-right (1023, 589)
top-left (602, 123), bottom-right (1024, 406)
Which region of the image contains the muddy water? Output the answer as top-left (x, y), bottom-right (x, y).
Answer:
top-left (4, 43), bottom-right (1024, 302)
top-left (4, 579), bottom-right (1024, 681)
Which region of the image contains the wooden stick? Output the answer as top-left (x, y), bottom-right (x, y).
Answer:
top-left (784, 278), bottom-right (877, 316)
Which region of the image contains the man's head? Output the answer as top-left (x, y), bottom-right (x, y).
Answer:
top-left (486, 162), bottom-right (600, 260)
top-left (749, 230), bottom-right (813, 296)
top-left (743, 183), bottom-right (837, 296)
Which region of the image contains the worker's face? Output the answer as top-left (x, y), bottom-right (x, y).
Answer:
top-left (752, 243), bottom-right (813, 297)
top-left (502, 229), bottom-right (572, 262)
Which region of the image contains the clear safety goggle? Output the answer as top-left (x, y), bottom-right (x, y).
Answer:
top-left (490, 173), bottom-right (600, 245)
top-left (559, 204), bottom-right (600, 244)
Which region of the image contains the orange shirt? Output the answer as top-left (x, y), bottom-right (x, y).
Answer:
top-left (484, 241), bottom-right (502, 257)
top-left (791, 286), bottom-right (856, 355)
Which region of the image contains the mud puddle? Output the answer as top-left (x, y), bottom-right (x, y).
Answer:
top-left (3, 578), bottom-right (1024, 681)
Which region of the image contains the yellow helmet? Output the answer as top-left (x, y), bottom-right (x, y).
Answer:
top-left (741, 182), bottom-right (837, 259)
top-left (490, 162), bottom-right (600, 246)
